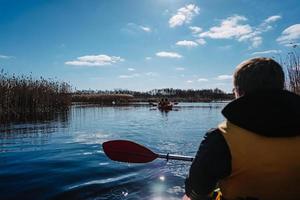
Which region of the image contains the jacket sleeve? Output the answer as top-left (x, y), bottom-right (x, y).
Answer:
top-left (185, 128), bottom-right (231, 199)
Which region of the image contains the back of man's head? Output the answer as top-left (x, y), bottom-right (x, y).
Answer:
top-left (234, 57), bottom-right (285, 96)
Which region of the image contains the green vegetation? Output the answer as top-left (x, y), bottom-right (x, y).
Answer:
top-left (0, 70), bottom-right (72, 122)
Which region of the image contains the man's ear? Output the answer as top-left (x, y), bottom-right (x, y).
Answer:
top-left (235, 88), bottom-right (244, 98)
top-left (182, 194), bottom-right (191, 200)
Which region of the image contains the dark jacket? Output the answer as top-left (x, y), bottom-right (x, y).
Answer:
top-left (185, 90), bottom-right (300, 200)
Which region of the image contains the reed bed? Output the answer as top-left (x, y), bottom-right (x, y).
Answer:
top-left (0, 70), bottom-right (72, 122)
top-left (286, 51), bottom-right (300, 95)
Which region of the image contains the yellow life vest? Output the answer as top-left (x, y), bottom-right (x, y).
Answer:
top-left (217, 121), bottom-right (300, 200)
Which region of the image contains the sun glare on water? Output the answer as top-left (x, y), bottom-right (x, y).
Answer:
top-left (159, 176), bottom-right (165, 181)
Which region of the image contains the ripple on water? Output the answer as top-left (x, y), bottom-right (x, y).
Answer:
top-left (0, 104), bottom-right (225, 199)
top-left (67, 172), bottom-right (139, 190)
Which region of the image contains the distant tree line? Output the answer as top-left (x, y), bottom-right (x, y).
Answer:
top-left (74, 88), bottom-right (234, 102)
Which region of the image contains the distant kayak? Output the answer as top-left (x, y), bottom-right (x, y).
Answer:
top-left (158, 103), bottom-right (173, 111)
top-left (149, 102), bottom-right (157, 107)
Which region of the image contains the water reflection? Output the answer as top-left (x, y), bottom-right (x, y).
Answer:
top-left (0, 110), bottom-right (70, 152)
top-left (0, 103), bottom-right (226, 200)
top-left (0, 110), bottom-right (70, 131)
top-left (159, 110), bottom-right (170, 117)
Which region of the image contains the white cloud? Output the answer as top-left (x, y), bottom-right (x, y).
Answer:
top-left (190, 26), bottom-right (206, 45)
top-left (0, 54), bottom-right (13, 59)
top-left (65, 54), bottom-right (124, 67)
top-left (197, 78), bottom-right (208, 82)
top-left (277, 24), bottom-right (300, 46)
top-left (176, 40), bottom-right (198, 47)
top-left (128, 68), bottom-right (135, 71)
top-left (140, 26), bottom-right (151, 32)
top-left (198, 14), bottom-right (281, 48)
top-left (186, 80), bottom-right (193, 83)
top-left (257, 15), bottom-right (281, 33)
top-left (189, 26), bottom-right (202, 34)
top-left (237, 31), bottom-right (264, 48)
top-left (123, 23), bottom-right (152, 34)
top-left (195, 38), bottom-right (206, 45)
top-left (264, 15), bottom-right (281, 23)
top-left (251, 50), bottom-right (282, 55)
top-left (200, 15), bottom-right (252, 39)
top-left (169, 4), bottom-right (200, 28)
top-left (239, 15), bottom-right (281, 48)
top-left (251, 36), bottom-right (262, 48)
top-left (119, 73), bottom-right (140, 79)
top-left (216, 75), bottom-right (233, 80)
top-left (175, 67), bottom-right (185, 71)
top-left (145, 57), bottom-right (152, 60)
top-left (156, 51), bottom-right (182, 58)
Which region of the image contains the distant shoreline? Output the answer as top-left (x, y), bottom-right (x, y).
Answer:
top-left (71, 88), bottom-right (234, 105)
top-left (130, 97), bottom-right (233, 103)
top-left (71, 93), bottom-right (234, 105)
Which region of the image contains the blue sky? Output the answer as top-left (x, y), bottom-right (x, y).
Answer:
top-left (0, 0), bottom-right (299, 92)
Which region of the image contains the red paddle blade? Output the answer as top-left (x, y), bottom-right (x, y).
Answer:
top-left (102, 140), bottom-right (158, 163)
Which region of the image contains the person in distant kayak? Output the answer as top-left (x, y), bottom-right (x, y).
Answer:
top-left (184, 57), bottom-right (300, 200)
top-left (165, 98), bottom-right (170, 105)
top-left (158, 98), bottom-right (164, 107)
top-left (158, 98), bottom-right (171, 108)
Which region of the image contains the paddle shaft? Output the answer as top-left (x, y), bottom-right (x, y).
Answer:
top-left (103, 140), bottom-right (194, 163)
top-left (158, 153), bottom-right (194, 162)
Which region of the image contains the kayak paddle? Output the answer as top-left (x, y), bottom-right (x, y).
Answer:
top-left (102, 140), bottom-right (194, 163)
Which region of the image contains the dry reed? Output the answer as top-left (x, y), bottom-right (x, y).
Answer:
top-left (286, 51), bottom-right (300, 95)
top-left (0, 70), bottom-right (72, 122)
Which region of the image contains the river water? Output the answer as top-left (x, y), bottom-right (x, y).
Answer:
top-left (0, 103), bottom-right (226, 200)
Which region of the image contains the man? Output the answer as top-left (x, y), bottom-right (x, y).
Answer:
top-left (184, 57), bottom-right (300, 200)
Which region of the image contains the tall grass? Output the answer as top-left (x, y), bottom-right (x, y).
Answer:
top-left (286, 51), bottom-right (300, 95)
top-left (0, 70), bottom-right (72, 122)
